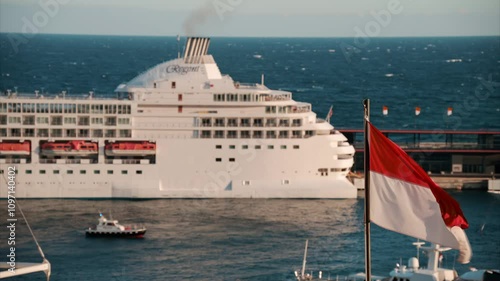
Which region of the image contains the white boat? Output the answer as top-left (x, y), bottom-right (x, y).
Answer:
top-left (85, 213), bottom-right (146, 238)
top-left (457, 269), bottom-right (500, 281)
top-left (0, 37), bottom-right (356, 199)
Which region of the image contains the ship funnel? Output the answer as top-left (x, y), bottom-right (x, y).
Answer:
top-left (183, 37), bottom-right (210, 64)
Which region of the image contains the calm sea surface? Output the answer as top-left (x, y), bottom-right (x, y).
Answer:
top-left (0, 34), bottom-right (499, 280)
top-left (9, 192), bottom-right (500, 280)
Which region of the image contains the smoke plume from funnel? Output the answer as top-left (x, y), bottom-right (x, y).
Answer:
top-left (183, 1), bottom-right (216, 36)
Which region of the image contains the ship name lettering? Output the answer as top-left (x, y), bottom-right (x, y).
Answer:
top-left (166, 65), bottom-right (200, 74)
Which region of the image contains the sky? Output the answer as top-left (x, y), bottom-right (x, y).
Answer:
top-left (0, 0), bottom-right (499, 37)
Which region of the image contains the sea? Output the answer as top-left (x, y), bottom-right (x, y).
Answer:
top-left (1, 34), bottom-right (500, 280)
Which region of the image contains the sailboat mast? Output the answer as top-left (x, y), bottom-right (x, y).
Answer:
top-left (301, 239), bottom-right (308, 278)
top-left (363, 99), bottom-right (372, 281)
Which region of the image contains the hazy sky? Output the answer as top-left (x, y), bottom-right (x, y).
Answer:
top-left (1, 0), bottom-right (499, 37)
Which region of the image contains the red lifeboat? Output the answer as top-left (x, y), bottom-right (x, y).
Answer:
top-left (105, 141), bottom-right (156, 156)
top-left (41, 141), bottom-right (98, 156)
top-left (0, 141), bottom-right (30, 156)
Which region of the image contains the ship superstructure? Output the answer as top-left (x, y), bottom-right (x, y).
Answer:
top-left (0, 37), bottom-right (356, 198)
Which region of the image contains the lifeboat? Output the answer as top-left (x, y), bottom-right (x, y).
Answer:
top-left (0, 141), bottom-right (30, 156)
top-left (105, 141), bottom-right (156, 156)
top-left (40, 141), bottom-right (98, 156)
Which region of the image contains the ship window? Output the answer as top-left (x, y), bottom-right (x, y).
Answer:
top-left (215, 158), bottom-right (222, 162)
top-left (242, 145), bottom-right (248, 149)
top-left (79, 129), bottom-right (89, 138)
top-left (293, 145), bottom-right (300, 149)
top-left (78, 116), bottom-right (90, 126)
top-left (118, 118), bottom-right (129, 125)
top-left (226, 93), bottom-right (238, 101)
top-left (279, 119), bottom-right (290, 127)
top-left (268, 145), bottom-right (274, 149)
top-left (201, 131), bottom-right (211, 139)
top-left (80, 170), bottom-right (86, 174)
top-left (282, 180), bottom-right (290, 185)
top-left (214, 118), bottom-right (225, 127)
top-left (107, 170), bottom-right (113, 175)
top-left (265, 106), bottom-right (276, 114)
top-left (0, 115), bottom-right (7, 125)
top-left (281, 145), bottom-right (287, 149)
top-left (227, 118), bottom-right (237, 127)
top-left (64, 117), bottom-right (76, 124)
top-left (23, 128), bottom-right (35, 137)
top-left (252, 131), bottom-right (263, 138)
top-left (105, 117), bottom-right (117, 126)
top-left (0, 128), bottom-right (6, 137)
top-left (105, 130), bottom-right (116, 138)
top-left (227, 131), bottom-right (237, 138)
top-left (49, 128), bottom-right (61, 138)
top-left (229, 145), bottom-right (235, 149)
top-left (67, 170), bottom-right (73, 174)
top-left (92, 117), bottom-right (103, 124)
top-left (172, 81), bottom-right (176, 89)
top-left (178, 94), bottom-right (182, 101)
top-left (136, 170), bottom-right (142, 174)
top-left (178, 106), bottom-right (183, 113)
top-left (215, 145), bottom-right (222, 149)
top-left (292, 119), bottom-right (302, 127)
top-left (40, 170), bottom-right (46, 174)
top-left (292, 131), bottom-right (302, 138)
top-left (229, 158), bottom-right (235, 162)
top-left (36, 117), bottom-right (49, 124)
top-left (8, 116), bottom-right (21, 124)
top-left (201, 118), bottom-right (211, 127)
top-left (66, 129), bottom-right (76, 138)
top-left (119, 130), bottom-right (131, 138)
top-left (266, 131), bottom-right (276, 139)
top-left (92, 129), bottom-right (103, 138)
top-left (279, 131), bottom-right (289, 138)
top-left (121, 170), bottom-right (128, 175)
top-left (54, 170), bottom-right (60, 174)
top-left (214, 131), bottom-right (224, 138)
top-left (266, 118), bottom-right (277, 127)
top-left (0, 170), bottom-right (3, 174)
top-left (94, 170), bottom-right (100, 174)
top-left (214, 94), bottom-right (225, 101)
top-left (23, 115), bottom-right (35, 125)
top-left (26, 170), bottom-right (32, 174)
top-left (240, 118), bottom-right (250, 127)
top-left (255, 145), bottom-right (261, 149)
top-left (253, 118), bottom-right (263, 127)
top-left (242, 180), bottom-right (251, 185)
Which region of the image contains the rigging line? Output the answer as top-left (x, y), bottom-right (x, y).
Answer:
top-left (17, 200), bottom-right (48, 262)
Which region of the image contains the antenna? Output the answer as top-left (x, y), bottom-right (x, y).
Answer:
top-left (261, 73), bottom-right (264, 85)
top-left (301, 239), bottom-right (308, 278)
top-left (177, 35), bottom-right (180, 59)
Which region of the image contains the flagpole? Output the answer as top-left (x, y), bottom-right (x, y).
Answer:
top-left (363, 99), bottom-right (372, 281)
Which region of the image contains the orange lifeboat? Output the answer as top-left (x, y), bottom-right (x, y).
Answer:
top-left (0, 141), bottom-right (30, 156)
top-left (41, 141), bottom-right (98, 156)
top-left (105, 141), bottom-right (156, 156)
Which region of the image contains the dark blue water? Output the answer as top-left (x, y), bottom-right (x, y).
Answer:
top-left (1, 34), bottom-right (499, 130)
top-left (8, 192), bottom-right (500, 280)
top-left (1, 34), bottom-right (499, 280)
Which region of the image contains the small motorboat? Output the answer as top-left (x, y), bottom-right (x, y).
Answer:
top-left (85, 213), bottom-right (146, 238)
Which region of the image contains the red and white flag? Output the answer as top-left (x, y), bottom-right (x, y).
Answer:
top-left (382, 106), bottom-right (388, 116)
top-left (326, 105), bottom-right (333, 122)
top-left (447, 107), bottom-right (453, 116)
top-left (415, 106), bottom-right (421, 116)
top-left (368, 122), bottom-right (472, 263)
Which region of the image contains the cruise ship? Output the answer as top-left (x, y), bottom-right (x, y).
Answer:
top-left (0, 37), bottom-right (356, 198)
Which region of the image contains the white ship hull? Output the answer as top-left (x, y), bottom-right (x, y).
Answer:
top-left (1, 137), bottom-right (356, 198)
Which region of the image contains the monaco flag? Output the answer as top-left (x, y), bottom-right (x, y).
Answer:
top-left (368, 122), bottom-right (472, 263)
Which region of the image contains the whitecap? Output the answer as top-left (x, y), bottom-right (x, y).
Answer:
top-left (385, 73), bottom-right (394, 77)
top-left (328, 49), bottom-right (336, 53)
top-left (445, 59), bottom-right (462, 63)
